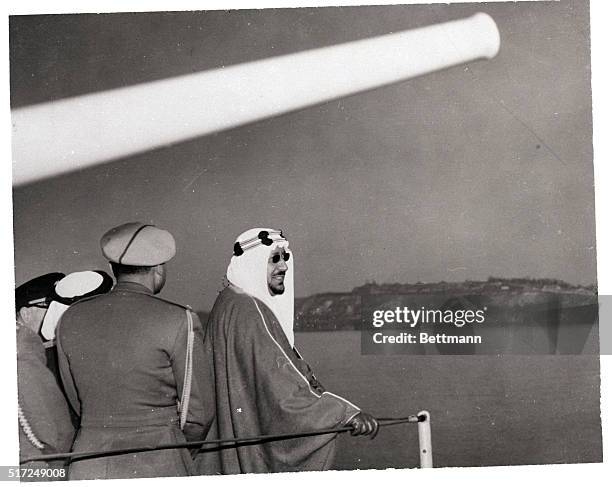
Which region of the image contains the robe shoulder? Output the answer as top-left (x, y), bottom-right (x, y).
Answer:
top-left (209, 287), bottom-right (291, 350)
top-left (210, 287), bottom-right (263, 329)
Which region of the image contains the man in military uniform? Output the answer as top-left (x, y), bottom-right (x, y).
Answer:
top-left (15, 273), bottom-right (75, 479)
top-left (56, 222), bottom-right (214, 480)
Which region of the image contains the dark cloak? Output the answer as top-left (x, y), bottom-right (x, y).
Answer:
top-left (196, 286), bottom-right (360, 474)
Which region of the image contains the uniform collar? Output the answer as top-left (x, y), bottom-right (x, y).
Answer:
top-left (112, 280), bottom-right (154, 295)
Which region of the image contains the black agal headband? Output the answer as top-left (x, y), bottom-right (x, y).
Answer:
top-left (233, 230), bottom-right (286, 256)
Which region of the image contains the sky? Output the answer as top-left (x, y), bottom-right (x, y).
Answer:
top-left (9, 0), bottom-right (596, 311)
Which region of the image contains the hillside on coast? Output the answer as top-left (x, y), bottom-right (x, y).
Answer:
top-left (294, 277), bottom-right (596, 332)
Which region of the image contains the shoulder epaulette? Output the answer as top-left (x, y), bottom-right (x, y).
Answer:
top-left (149, 294), bottom-right (193, 311)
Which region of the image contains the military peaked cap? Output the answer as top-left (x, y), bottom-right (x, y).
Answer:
top-left (100, 222), bottom-right (176, 266)
top-left (15, 272), bottom-right (65, 310)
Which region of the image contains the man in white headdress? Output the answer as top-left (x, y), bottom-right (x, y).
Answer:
top-left (42, 270), bottom-right (113, 393)
top-left (196, 228), bottom-right (378, 475)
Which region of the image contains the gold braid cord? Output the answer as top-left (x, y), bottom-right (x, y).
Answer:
top-left (178, 309), bottom-right (194, 430)
top-left (17, 402), bottom-right (45, 451)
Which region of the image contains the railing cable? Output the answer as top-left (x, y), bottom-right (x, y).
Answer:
top-left (21, 414), bottom-right (425, 465)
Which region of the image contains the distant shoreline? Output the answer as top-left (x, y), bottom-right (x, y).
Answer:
top-left (196, 277), bottom-right (597, 333)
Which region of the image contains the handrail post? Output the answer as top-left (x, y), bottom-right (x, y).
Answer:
top-left (417, 410), bottom-right (433, 468)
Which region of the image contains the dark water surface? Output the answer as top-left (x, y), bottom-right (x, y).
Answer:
top-left (296, 331), bottom-right (602, 469)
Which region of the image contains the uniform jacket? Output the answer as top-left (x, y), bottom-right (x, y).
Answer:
top-left (16, 323), bottom-right (74, 478)
top-left (56, 281), bottom-right (214, 480)
top-left (45, 345), bottom-right (79, 429)
top-left (195, 286), bottom-right (360, 474)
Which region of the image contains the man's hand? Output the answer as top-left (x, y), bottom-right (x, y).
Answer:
top-left (347, 412), bottom-right (379, 439)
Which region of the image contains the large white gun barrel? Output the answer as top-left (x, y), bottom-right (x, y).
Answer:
top-left (11, 13), bottom-right (500, 185)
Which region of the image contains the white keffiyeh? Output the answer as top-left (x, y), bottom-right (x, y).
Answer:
top-left (227, 228), bottom-right (295, 347)
top-left (41, 270), bottom-right (109, 341)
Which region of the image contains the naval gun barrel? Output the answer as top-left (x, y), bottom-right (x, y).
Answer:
top-left (12, 13), bottom-right (500, 185)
